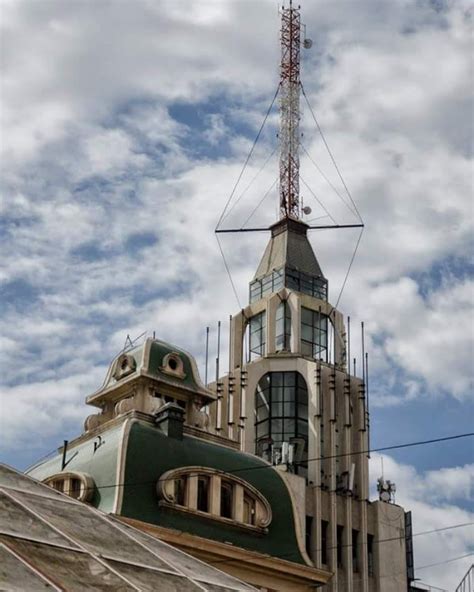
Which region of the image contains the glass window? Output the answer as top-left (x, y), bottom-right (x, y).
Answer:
top-left (197, 477), bottom-right (209, 513)
top-left (352, 529), bottom-right (359, 572)
top-left (275, 301), bottom-right (291, 351)
top-left (255, 372), bottom-right (308, 475)
top-left (321, 520), bottom-right (329, 565)
top-left (175, 477), bottom-right (186, 506)
top-left (337, 525), bottom-right (344, 568)
top-left (301, 307), bottom-right (329, 360)
top-left (220, 481), bottom-right (233, 519)
top-left (249, 311), bottom-right (266, 360)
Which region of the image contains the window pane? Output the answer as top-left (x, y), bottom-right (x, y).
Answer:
top-left (301, 307), bottom-right (313, 325)
top-left (271, 373), bottom-right (283, 387)
top-left (301, 324), bottom-right (313, 341)
top-left (197, 477), bottom-right (209, 513)
top-left (272, 387), bottom-right (284, 402)
top-left (284, 401), bottom-right (295, 416)
top-left (256, 404), bottom-right (269, 422)
top-left (283, 373), bottom-right (295, 387)
top-left (271, 399), bottom-right (283, 416)
top-left (220, 482), bottom-right (233, 519)
top-left (256, 421), bottom-right (269, 438)
top-left (271, 419), bottom-right (283, 433)
top-left (283, 418), bottom-right (295, 434)
top-left (301, 341), bottom-right (313, 356)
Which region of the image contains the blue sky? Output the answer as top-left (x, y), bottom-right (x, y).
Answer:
top-left (1, 0), bottom-right (473, 588)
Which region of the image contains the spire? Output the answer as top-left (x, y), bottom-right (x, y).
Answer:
top-left (279, 1), bottom-right (301, 220)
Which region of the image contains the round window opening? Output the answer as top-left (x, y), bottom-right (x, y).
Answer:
top-left (121, 358), bottom-right (129, 370)
top-left (168, 357), bottom-right (178, 371)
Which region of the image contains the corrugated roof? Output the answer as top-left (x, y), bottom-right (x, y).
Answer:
top-left (0, 464), bottom-right (257, 591)
top-left (253, 218), bottom-right (325, 281)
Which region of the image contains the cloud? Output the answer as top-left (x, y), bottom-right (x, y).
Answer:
top-left (0, 9), bottom-right (472, 577)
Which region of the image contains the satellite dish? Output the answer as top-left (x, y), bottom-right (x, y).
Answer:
top-left (304, 38), bottom-right (313, 49)
top-left (380, 491), bottom-right (390, 503)
top-left (302, 206), bottom-right (312, 215)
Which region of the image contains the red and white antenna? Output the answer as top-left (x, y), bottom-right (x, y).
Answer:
top-left (279, 1), bottom-right (301, 220)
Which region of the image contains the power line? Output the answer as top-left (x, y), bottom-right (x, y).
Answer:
top-left (209, 522), bottom-right (473, 568)
top-left (48, 432), bottom-right (474, 494)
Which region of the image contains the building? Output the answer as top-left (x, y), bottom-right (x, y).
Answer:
top-left (0, 462), bottom-right (257, 591)
top-left (26, 3), bottom-right (412, 591)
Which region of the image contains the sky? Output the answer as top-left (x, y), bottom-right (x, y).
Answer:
top-left (0, 0), bottom-right (473, 588)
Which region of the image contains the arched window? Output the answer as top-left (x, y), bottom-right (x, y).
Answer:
top-left (43, 472), bottom-right (94, 503)
top-left (158, 468), bottom-right (271, 532)
top-left (301, 307), bottom-right (335, 362)
top-left (255, 372), bottom-right (308, 476)
top-left (248, 311), bottom-right (266, 361)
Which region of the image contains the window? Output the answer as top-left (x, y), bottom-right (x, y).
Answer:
top-left (43, 473), bottom-right (94, 503)
top-left (197, 476), bottom-right (209, 512)
top-left (352, 529), bottom-right (359, 572)
top-left (321, 520), bottom-right (329, 565)
top-left (249, 269), bottom-right (284, 303)
top-left (158, 468), bottom-right (271, 532)
top-left (301, 307), bottom-right (329, 360)
top-left (249, 311), bottom-right (266, 360)
top-left (337, 525), bottom-right (344, 568)
top-left (243, 493), bottom-right (255, 526)
top-left (175, 477), bottom-right (186, 506)
top-left (220, 481), bottom-right (233, 519)
top-left (305, 516), bottom-right (313, 557)
top-left (275, 301), bottom-right (291, 351)
top-left (255, 372), bottom-right (308, 476)
top-left (368, 534), bottom-right (374, 576)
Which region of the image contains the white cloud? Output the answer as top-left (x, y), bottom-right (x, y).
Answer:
top-left (0, 2), bottom-right (472, 558)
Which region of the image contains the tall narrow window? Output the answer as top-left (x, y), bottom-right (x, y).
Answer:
top-left (337, 525), bottom-right (344, 568)
top-left (220, 481), bottom-right (233, 519)
top-left (321, 520), bottom-right (328, 565)
top-left (368, 534), bottom-right (374, 576)
top-left (301, 307), bottom-right (328, 359)
top-left (175, 477), bottom-right (186, 506)
top-left (197, 476), bottom-right (209, 513)
top-left (305, 516), bottom-right (313, 557)
top-left (254, 372), bottom-right (308, 475)
top-left (249, 311), bottom-right (266, 360)
top-left (275, 301), bottom-right (291, 351)
top-left (352, 529), bottom-right (359, 572)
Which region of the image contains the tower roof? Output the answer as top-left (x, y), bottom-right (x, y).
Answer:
top-left (253, 218), bottom-right (325, 281)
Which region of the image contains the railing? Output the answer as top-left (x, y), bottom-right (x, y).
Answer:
top-left (456, 564), bottom-right (474, 592)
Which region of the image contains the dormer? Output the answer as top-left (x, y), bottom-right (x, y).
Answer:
top-left (83, 338), bottom-right (215, 433)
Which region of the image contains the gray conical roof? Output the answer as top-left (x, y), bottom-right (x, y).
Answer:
top-left (253, 218), bottom-right (325, 280)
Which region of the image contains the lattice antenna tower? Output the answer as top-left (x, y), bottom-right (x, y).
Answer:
top-left (279, 0), bottom-right (301, 220)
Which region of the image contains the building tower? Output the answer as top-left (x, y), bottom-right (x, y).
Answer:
top-left (27, 3), bottom-right (411, 591)
top-left (210, 3), bottom-right (410, 591)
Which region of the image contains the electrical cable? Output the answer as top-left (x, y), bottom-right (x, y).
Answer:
top-left (215, 84), bottom-right (280, 231)
top-left (47, 432), bottom-right (474, 493)
top-left (300, 82), bottom-right (363, 224)
top-left (208, 522), bottom-right (473, 568)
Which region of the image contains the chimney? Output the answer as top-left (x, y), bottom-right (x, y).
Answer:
top-left (154, 403), bottom-right (185, 440)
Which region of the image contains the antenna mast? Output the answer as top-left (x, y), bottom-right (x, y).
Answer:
top-left (279, 1), bottom-right (301, 220)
